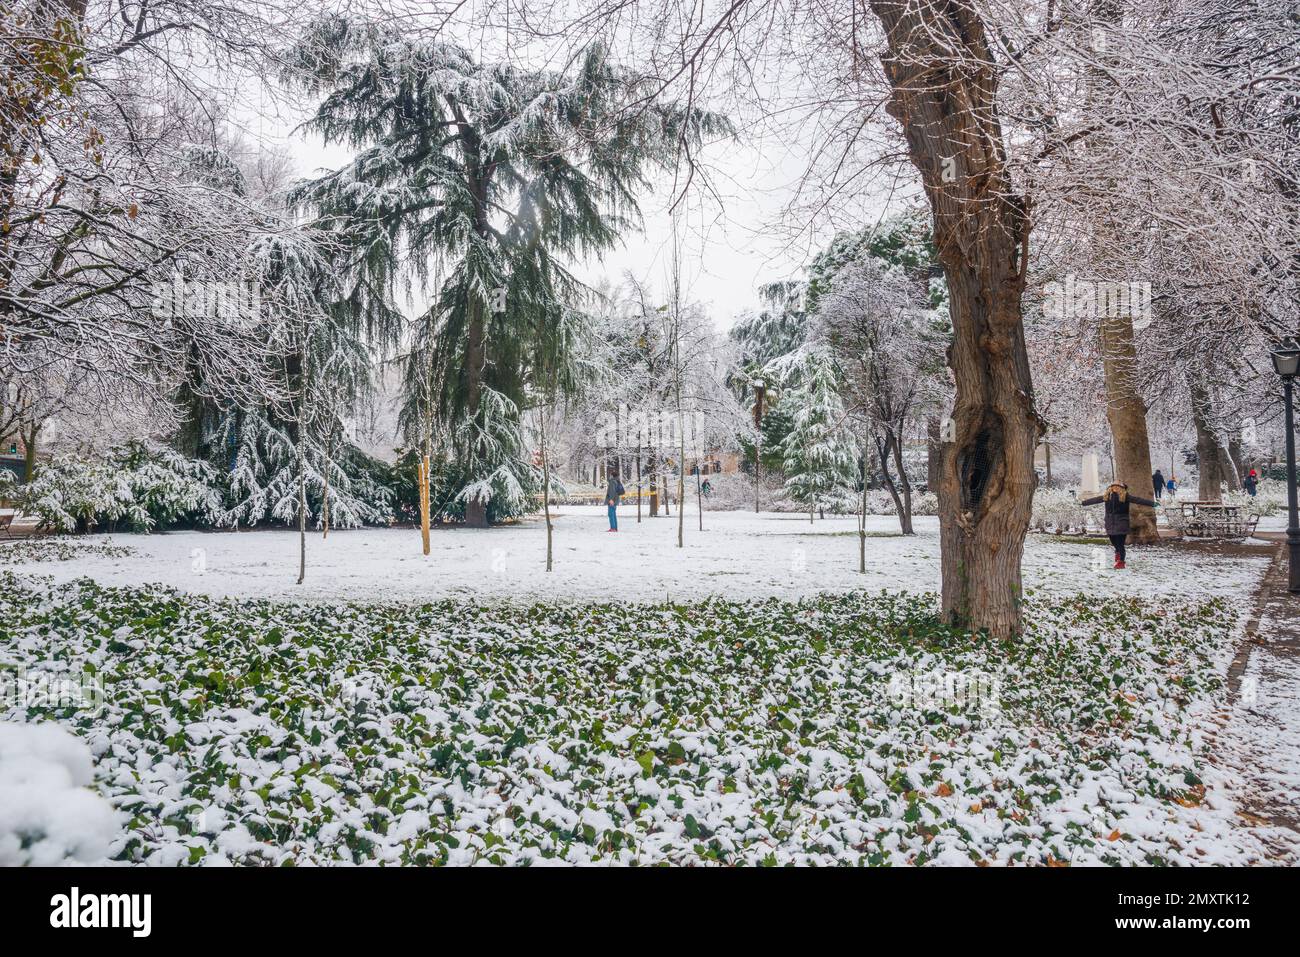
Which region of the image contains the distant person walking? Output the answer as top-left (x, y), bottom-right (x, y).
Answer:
top-left (1244, 469), bottom-right (1258, 497)
top-left (1166, 476), bottom-right (1178, 499)
top-left (1081, 482), bottom-right (1159, 569)
top-left (605, 473), bottom-right (624, 532)
top-left (1152, 469), bottom-right (1164, 501)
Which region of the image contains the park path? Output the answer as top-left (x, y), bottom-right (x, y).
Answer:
top-left (1210, 537), bottom-right (1300, 861)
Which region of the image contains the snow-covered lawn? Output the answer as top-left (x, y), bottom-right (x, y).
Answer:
top-left (0, 507), bottom-right (1275, 605)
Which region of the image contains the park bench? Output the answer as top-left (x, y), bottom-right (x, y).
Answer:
top-left (0, 509), bottom-right (15, 539)
top-left (1167, 501), bottom-right (1260, 539)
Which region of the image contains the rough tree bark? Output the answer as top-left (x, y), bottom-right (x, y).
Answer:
top-left (1189, 374), bottom-right (1224, 500)
top-left (1100, 314), bottom-right (1159, 542)
top-left (22, 421), bottom-right (38, 482)
top-left (926, 415), bottom-right (941, 489)
top-left (877, 432), bottom-right (914, 535)
top-left (870, 0), bottom-right (1043, 638)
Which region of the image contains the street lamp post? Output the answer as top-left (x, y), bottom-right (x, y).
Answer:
top-left (1270, 339), bottom-right (1300, 592)
top-left (751, 379), bottom-right (766, 514)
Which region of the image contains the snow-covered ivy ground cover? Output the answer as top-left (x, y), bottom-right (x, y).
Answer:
top-left (0, 567), bottom-right (1289, 865)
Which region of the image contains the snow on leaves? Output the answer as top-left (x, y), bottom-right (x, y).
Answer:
top-left (0, 574), bottom-right (1276, 866)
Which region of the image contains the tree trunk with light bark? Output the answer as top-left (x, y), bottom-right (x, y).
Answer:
top-left (1189, 375), bottom-right (1224, 500)
top-left (1100, 314), bottom-right (1159, 543)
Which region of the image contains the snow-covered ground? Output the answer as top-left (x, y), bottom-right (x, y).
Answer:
top-left (0, 574), bottom-right (1285, 866)
top-left (4, 508), bottom-right (1292, 866)
top-left (0, 507), bottom-right (1275, 605)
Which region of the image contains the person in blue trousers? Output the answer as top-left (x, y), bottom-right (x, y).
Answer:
top-left (605, 473), bottom-right (624, 532)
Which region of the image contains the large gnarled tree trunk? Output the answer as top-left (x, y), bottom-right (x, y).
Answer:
top-left (871, 0), bottom-right (1043, 638)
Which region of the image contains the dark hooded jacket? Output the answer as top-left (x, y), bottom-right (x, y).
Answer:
top-left (1080, 488), bottom-right (1158, 535)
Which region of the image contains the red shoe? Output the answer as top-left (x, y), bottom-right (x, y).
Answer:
top-left (1114, 559), bottom-right (1126, 569)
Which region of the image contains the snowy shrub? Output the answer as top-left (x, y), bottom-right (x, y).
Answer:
top-left (217, 408), bottom-right (393, 529)
top-left (698, 472), bottom-right (777, 511)
top-left (910, 490), bottom-right (938, 516)
top-left (0, 722), bottom-right (121, 866)
top-left (0, 468), bottom-right (15, 503)
top-left (19, 441), bottom-right (223, 533)
top-left (0, 538), bottom-right (136, 565)
top-left (1030, 487), bottom-right (1096, 533)
top-left (1222, 480), bottom-right (1284, 517)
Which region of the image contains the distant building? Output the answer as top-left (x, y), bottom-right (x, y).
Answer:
top-left (0, 435), bottom-right (26, 482)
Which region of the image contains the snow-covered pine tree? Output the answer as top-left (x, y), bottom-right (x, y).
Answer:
top-left (287, 17), bottom-right (729, 526)
top-left (779, 351), bottom-right (858, 522)
top-left (213, 228), bottom-right (392, 532)
top-left (728, 280), bottom-right (812, 510)
top-left (728, 281), bottom-right (809, 373)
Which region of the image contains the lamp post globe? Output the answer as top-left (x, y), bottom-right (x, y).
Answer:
top-left (1270, 339), bottom-right (1300, 378)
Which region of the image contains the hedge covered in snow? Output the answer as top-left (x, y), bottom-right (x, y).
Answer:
top-left (14, 440), bottom-right (396, 533)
